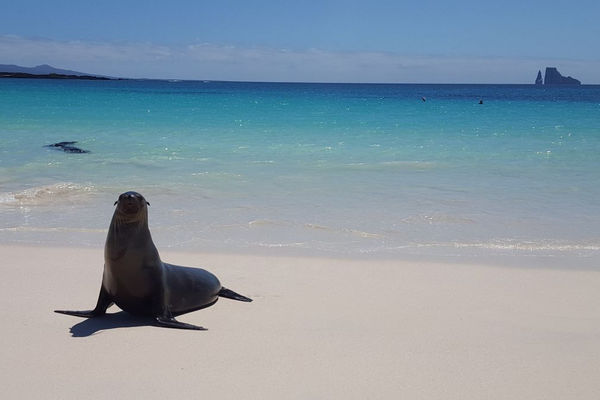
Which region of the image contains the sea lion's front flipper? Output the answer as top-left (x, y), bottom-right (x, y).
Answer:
top-left (155, 316), bottom-right (206, 330)
top-left (54, 285), bottom-right (113, 318)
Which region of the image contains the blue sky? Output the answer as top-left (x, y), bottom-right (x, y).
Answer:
top-left (1, 0), bottom-right (599, 83)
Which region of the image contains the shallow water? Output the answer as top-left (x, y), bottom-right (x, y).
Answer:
top-left (1, 79), bottom-right (599, 257)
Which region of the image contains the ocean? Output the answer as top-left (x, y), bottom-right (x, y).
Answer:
top-left (1, 79), bottom-right (599, 258)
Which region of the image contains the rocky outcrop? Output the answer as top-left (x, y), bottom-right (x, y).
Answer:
top-left (544, 67), bottom-right (581, 85)
top-left (535, 70), bottom-right (543, 85)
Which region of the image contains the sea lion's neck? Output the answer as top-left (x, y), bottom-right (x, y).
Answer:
top-left (105, 212), bottom-right (153, 259)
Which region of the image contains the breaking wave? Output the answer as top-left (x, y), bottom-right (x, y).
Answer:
top-left (0, 226), bottom-right (105, 233)
top-left (304, 223), bottom-right (384, 238)
top-left (0, 183), bottom-right (96, 207)
top-left (448, 240), bottom-right (600, 252)
top-left (341, 160), bottom-right (436, 171)
top-left (365, 240), bottom-right (600, 255)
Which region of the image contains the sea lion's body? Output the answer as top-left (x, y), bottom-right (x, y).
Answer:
top-left (44, 141), bottom-right (90, 153)
top-left (56, 191), bottom-right (251, 330)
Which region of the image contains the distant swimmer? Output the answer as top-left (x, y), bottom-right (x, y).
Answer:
top-left (44, 141), bottom-right (90, 153)
top-left (421, 97), bottom-right (427, 102)
top-left (479, 99), bottom-right (483, 104)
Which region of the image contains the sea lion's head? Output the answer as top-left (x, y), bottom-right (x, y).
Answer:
top-left (113, 191), bottom-right (150, 222)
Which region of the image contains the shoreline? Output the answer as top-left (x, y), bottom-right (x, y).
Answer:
top-left (4, 241), bottom-right (600, 270)
top-left (2, 244), bottom-right (599, 399)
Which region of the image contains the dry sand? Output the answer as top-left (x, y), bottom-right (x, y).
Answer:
top-left (1, 245), bottom-right (599, 399)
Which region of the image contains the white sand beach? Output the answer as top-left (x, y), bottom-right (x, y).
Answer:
top-left (1, 245), bottom-right (599, 399)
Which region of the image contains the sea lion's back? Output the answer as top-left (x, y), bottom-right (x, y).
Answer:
top-left (164, 263), bottom-right (222, 315)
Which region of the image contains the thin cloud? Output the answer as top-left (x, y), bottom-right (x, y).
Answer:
top-left (1, 35), bottom-right (598, 83)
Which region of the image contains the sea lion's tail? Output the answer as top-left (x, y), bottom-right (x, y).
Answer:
top-left (218, 287), bottom-right (252, 302)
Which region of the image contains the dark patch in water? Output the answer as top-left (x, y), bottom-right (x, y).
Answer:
top-left (44, 141), bottom-right (90, 154)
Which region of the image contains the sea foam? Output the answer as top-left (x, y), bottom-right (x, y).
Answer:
top-left (0, 183), bottom-right (96, 207)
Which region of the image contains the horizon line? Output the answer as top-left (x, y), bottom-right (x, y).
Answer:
top-left (2, 73), bottom-right (595, 86)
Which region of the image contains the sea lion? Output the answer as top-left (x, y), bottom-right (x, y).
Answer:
top-left (44, 141), bottom-right (90, 153)
top-left (55, 191), bottom-right (251, 330)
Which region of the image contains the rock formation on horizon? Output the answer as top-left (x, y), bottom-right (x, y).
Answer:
top-left (535, 70), bottom-right (543, 85)
top-left (0, 63), bottom-right (89, 76)
top-left (543, 67), bottom-right (581, 85)
top-left (0, 64), bottom-right (112, 79)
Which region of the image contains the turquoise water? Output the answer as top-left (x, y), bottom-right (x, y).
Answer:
top-left (1, 79), bottom-right (599, 257)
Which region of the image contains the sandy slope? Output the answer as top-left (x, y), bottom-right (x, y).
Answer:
top-left (1, 245), bottom-right (599, 399)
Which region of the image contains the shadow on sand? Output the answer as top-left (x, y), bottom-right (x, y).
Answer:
top-left (65, 311), bottom-right (157, 337)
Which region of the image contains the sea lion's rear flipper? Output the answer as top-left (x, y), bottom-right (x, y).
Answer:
top-left (218, 287), bottom-right (253, 302)
top-left (155, 316), bottom-right (206, 330)
top-left (54, 309), bottom-right (103, 318)
top-left (54, 286), bottom-right (113, 318)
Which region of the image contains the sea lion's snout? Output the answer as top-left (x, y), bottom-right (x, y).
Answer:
top-left (114, 191), bottom-right (149, 215)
